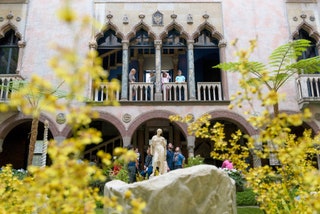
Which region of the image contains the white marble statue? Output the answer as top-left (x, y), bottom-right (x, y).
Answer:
top-left (150, 128), bottom-right (167, 175)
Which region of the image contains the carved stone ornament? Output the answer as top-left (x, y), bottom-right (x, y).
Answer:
top-left (293, 16), bottom-right (298, 21)
top-left (122, 113), bottom-right (132, 123)
top-left (300, 14), bottom-right (307, 20)
top-left (106, 12), bottom-right (113, 20)
top-left (171, 13), bottom-right (177, 20)
top-left (186, 113), bottom-right (195, 123)
top-left (56, 113), bottom-right (66, 124)
top-left (7, 12), bottom-right (14, 20)
top-left (123, 15), bottom-right (129, 24)
top-left (187, 14), bottom-right (193, 24)
top-left (203, 13), bottom-right (209, 20)
top-left (139, 13), bottom-right (145, 20)
top-left (152, 10), bottom-right (163, 26)
top-left (310, 16), bottom-right (315, 21)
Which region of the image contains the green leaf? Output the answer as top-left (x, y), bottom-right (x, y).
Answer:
top-left (269, 39), bottom-right (311, 71)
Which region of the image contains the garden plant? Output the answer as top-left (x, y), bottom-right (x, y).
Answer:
top-left (0, 1), bottom-right (144, 213)
top-left (170, 39), bottom-right (320, 213)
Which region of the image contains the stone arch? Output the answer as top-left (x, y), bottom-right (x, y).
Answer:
top-left (127, 110), bottom-right (188, 138)
top-left (160, 22), bottom-right (190, 41)
top-left (280, 110), bottom-right (320, 134)
top-left (206, 110), bottom-right (258, 136)
top-left (127, 21), bottom-right (157, 41)
top-left (95, 22), bottom-right (125, 41)
top-left (192, 22), bottom-right (224, 41)
top-left (291, 22), bottom-right (320, 42)
top-left (0, 112), bottom-right (59, 140)
top-left (0, 22), bottom-right (22, 39)
top-left (60, 110), bottom-right (126, 138)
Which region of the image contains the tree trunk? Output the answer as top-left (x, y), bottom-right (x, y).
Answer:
top-left (273, 103), bottom-right (279, 118)
top-left (27, 117), bottom-right (39, 166)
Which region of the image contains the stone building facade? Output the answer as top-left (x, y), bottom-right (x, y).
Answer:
top-left (0, 0), bottom-right (319, 169)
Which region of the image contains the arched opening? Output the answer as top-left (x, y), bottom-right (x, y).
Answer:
top-left (97, 29), bottom-right (123, 81)
top-left (261, 123), bottom-right (319, 169)
top-left (194, 119), bottom-right (253, 169)
top-left (161, 27), bottom-right (187, 77)
top-left (82, 119), bottom-right (122, 165)
top-left (0, 120), bottom-right (53, 169)
top-left (129, 28), bottom-right (155, 81)
top-left (293, 28), bottom-right (318, 60)
top-left (0, 29), bottom-right (19, 74)
top-left (194, 29), bottom-right (221, 101)
top-left (130, 118), bottom-right (187, 170)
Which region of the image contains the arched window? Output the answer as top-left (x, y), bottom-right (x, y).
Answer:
top-left (97, 29), bottom-right (122, 79)
top-left (0, 29), bottom-right (19, 74)
top-left (294, 29), bottom-right (318, 60)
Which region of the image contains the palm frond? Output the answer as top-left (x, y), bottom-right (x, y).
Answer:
top-left (213, 62), bottom-right (241, 71)
top-left (287, 56), bottom-right (320, 74)
top-left (269, 39), bottom-right (311, 71)
top-left (214, 61), bottom-right (266, 75)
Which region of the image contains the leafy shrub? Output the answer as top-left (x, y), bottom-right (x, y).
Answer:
top-left (236, 188), bottom-right (258, 206)
top-left (221, 168), bottom-right (246, 192)
top-left (185, 155), bottom-right (204, 167)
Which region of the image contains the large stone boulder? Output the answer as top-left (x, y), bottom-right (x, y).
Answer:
top-left (104, 164), bottom-right (237, 214)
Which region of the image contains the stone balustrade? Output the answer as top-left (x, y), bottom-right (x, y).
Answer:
top-left (197, 82), bottom-right (222, 101)
top-left (296, 74), bottom-right (320, 99)
top-left (93, 82), bottom-right (120, 102)
top-left (0, 75), bottom-right (23, 102)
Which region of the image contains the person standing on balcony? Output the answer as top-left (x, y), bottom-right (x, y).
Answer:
top-left (129, 68), bottom-right (136, 100)
top-left (175, 69), bottom-right (186, 100)
top-left (175, 69), bottom-right (185, 83)
top-left (162, 71), bottom-right (171, 100)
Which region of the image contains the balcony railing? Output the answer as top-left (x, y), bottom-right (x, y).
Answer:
top-left (197, 82), bottom-right (222, 101)
top-left (163, 82), bottom-right (188, 101)
top-left (296, 74), bottom-right (320, 100)
top-left (129, 82), bottom-right (154, 101)
top-left (0, 75), bottom-right (23, 102)
top-left (91, 81), bottom-right (223, 102)
top-left (93, 82), bottom-right (120, 102)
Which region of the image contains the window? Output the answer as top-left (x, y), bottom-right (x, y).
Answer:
top-left (0, 29), bottom-right (19, 74)
top-left (194, 29), bottom-right (219, 48)
top-left (294, 29), bottom-right (318, 60)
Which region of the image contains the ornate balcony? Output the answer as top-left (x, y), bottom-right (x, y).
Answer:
top-left (0, 75), bottom-right (24, 102)
top-left (296, 74), bottom-right (320, 108)
top-left (92, 81), bottom-right (224, 102)
top-left (93, 82), bottom-right (120, 102)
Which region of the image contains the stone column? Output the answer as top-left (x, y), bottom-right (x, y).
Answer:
top-left (121, 40), bottom-right (129, 101)
top-left (122, 136), bottom-right (131, 148)
top-left (17, 40), bottom-right (26, 73)
top-left (187, 135), bottom-right (195, 158)
top-left (219, 40), bottom-right (228, 100)
top-left (187, 40), bottom-right (196, 100)
top-left (138, 55), bottom-right (144, 81)
top-left (88, 40), bottom-right (97, 99)
top-left (172, 55), bottom-right (179, 78)
top-left (54, 136), bottom-right (66, 144)
top-left (154, 40), bottom-right (162, 101)
top-left (252, 135), bottom-right (262, 167)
